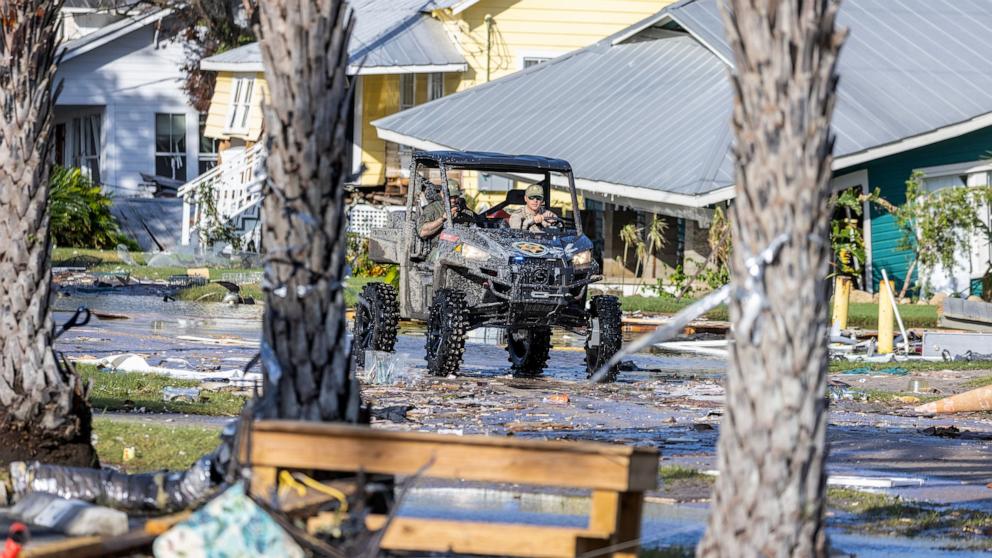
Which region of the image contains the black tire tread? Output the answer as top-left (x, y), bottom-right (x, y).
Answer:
top-left (506, 327), bottom-right (552, 378)
top-left (352, 282), bottom-right (400, 367)
top-left (425, 289), bottom-right (469, 376)
top-left (585, 295), bottom-right (623, 382)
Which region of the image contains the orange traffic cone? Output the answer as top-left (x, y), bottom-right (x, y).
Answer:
top-left (915, 385), bottom-right (992, 414)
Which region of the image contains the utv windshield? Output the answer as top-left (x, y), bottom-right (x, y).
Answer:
top-left (410, 163), bottom-right (582, 235)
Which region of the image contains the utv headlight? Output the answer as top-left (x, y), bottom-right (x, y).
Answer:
top-left (461, 244), bottom-right (489, 261)
top-left (572, 250), bottom-right (593, 267)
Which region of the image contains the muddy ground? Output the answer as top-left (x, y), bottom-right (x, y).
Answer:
top-left (51, 289), bottom-right (992, 556)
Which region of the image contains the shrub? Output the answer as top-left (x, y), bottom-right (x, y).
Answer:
top-left (49, 166), bottom-right (136, 249)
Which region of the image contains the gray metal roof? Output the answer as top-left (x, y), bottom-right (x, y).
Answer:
top-left (202, 0), bottom-right (465, 72)
top-left (669, 0), bottom-right (992, 161)
top-left (375, 0), bottom-right (992, 201)
top-left (376, 34), bottom-right (734, 196)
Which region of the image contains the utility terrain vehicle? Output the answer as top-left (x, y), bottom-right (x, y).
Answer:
top-left (352, 151), bottom-right (623, 381)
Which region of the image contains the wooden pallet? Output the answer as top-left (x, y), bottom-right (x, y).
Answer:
top-left (247, 420), bottom-right (659, 558)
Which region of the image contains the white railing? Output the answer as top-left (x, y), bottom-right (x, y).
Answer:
top-left (179, 143), bottom-right (266, 248)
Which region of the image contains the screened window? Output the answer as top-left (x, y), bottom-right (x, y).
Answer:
top-left (155, 113), bottom-right (187, 182)
top-left (427, 72), bottom-right (444, 101)
top-left (400, 74), bottom-right (415, 110)
top-left (198, 114), bottom-right (219, 174)
top-left (226, 76), bottom-right (255, 132)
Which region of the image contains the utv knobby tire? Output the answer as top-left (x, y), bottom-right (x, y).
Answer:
top-left (585, 295), bottom-right (623, 383)
top-left (425, 289), bottom-right (468, 376)
top-left (351, 282), bottom-right (400, 368)
top-left (506, 328), bottom-right (552, 378)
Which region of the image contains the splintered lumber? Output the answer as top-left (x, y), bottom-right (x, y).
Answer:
top-left (916, 385), bottom-right (992, 414)
top-left (247, 420), bottom-right (658, 492)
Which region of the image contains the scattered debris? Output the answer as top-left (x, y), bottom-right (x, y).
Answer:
top-left (923, 331), bottom-right (992, 359)
top-left (919, 425), bottom-right (961, 438)
top-left (154, 484), bottom-right (305, 558)
top-left (122, 447), bottom-right (136, 462)
top-left (362, 351), bottom-right (418, 385)
top-left (7, 492), bottom-right (129, 537)
top-left (116, 244), bottom-right (137, 266)
top-left (162, 387), bottom-right (201, 402)
top-left (826, 475), bottom-right (925, 489)
top-left (841, 367), bottom-right (908, 376)
top-left (371, 405), bottom-right (413, 423)
top-left (542, 393), bottom-right (570, 405)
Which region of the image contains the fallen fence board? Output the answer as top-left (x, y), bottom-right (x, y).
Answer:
top-left (248, 421), bottom-right (658, 492)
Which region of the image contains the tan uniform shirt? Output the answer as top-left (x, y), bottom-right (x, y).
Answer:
top-left (509, 206), bottom-right (554, 232)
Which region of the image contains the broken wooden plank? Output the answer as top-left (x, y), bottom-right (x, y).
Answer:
top-left (248, 420), bottom-right (658, 492)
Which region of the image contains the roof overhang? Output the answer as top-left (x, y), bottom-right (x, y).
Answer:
top-left (200, 61), bottom-right (467, 75)
top-left (60, 8), bottom-right (171, 62)
top-left (376, 127), bottom-right (736, 216)
top-left (833, 111), bottom-right (992, 172)
top-left (349, 63), bottom-right (467, 75)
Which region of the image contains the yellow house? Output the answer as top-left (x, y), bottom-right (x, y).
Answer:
top-left (198, 0), bottom-right (671, 195)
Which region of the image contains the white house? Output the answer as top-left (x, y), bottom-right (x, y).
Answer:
top-left (54, 8), bottom-right (211, 197)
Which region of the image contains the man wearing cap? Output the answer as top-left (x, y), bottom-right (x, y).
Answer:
top-left (509, 184), bottom-right (559, 232)
top-left (418, 178), bottom-right (475, 240)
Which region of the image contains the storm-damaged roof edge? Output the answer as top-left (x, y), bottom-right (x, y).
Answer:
top-left (376, 128), bottom-right (738, 209)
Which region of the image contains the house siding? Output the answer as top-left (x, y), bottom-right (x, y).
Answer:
top-left (449, 0), bottom-right (672, 89)
top-left (56, 24), bottom-right (199, 195)
top-left (204, 71), bottom-right (268, 142)
top-left (840, 125), bottom-right (992, 291)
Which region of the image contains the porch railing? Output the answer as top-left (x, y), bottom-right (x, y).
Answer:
top-left (179, 143), bottom-right (266, 249)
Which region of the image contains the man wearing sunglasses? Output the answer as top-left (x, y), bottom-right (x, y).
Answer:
top-left (508, 183), bottom-right (559, 232)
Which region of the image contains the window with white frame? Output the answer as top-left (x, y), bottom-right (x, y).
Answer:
top-left (226, 76), bottom-right (255, 133)
top-left (400, 74), bottom-right (415, 111)
top-left (427, 72), bottom-right (444, 101)
top-left (198, 114), bottom-right (219, 174)
top-left (155, 113), bottom-right (187, 182)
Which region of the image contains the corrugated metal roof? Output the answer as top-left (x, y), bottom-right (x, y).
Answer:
top-left (669, 0), bottom-right (992, 160)
top-left (202, 0), bottom-right (464, 72)
top-left (376, 0), bottom-right (992, 201)
top-left (378, 36), bottom-right (734, 195)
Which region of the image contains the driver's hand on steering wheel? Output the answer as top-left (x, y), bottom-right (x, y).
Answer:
top-left (542, 210), bottom-right (558, 223)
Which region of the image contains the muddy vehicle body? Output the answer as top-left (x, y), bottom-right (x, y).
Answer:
top-left (352, 151), bottom-right (623, 380)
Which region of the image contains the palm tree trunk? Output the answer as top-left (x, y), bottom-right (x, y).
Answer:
top-left (698, 1), bottom-right (845, 557)
top-left (253, 0), bottom-right (363, 423)
top-left (0, 0), bottom-right (97, 467)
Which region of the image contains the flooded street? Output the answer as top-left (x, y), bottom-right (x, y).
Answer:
top-left (53, 293), bottom-right (992, 556)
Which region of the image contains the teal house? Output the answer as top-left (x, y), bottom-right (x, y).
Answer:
top-left (373, 0), bottom-right (992, 295)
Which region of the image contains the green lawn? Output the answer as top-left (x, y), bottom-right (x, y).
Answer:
top-left (621, 294), bottom-right (938, 329)
top-left (93, 418), bottom-right (221, 472)
top-left (53, 247), bottom-right (262, 282)
top-left (80, 365), bottom-right (249, 416)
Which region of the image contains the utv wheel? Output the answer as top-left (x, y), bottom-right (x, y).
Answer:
top-left (351, 282), bottom-right (400, 368)
top-left (506, 327), bottom-right (552, 378)
top-left (585, 295), bottom-right (623, 382)
top-left (425, 289), bottom-right (468, 376)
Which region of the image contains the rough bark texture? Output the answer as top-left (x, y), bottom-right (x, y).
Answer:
top-left (698, 1), bottom-right (845, 557)
top-left (254, 0), bottom-right (362, 423)
top-left (0, 0), bottom-right (97, 467)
